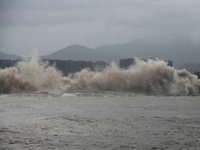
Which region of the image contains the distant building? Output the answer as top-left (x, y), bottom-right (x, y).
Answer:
top-left (44, 59), bottom-right (94, 76)
top-left (119, 58), bottom-right (136, 69)
top-left (93, 61), bottom-right (108, 71)
top-left (43, 60), bottom-right (108, 75)
top-left (119, 58), bottom-right (173, 69)
top-left (0, 59), bottom-right (108, 76)
top-left (0, 59), bottom-right (19, 69)
top-left (166, 60), bottom-right (173, 67)
top-left (149, 58), bottom-right (173, 67)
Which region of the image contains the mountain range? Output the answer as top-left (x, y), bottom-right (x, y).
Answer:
top-left (0, 51), bottom-right (21, 60)
top-left (1, 39), bottom-right (200, 71)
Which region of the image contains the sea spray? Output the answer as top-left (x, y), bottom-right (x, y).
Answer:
top-left (0, 57), bottom-right (70, 94)
top-left (0, 57), bottom-right (199, 96)
top-left (69, 60), bottom-right (200, 95)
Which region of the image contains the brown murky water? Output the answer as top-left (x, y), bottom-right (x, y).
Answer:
top-left (0, 94), bottom-right (200, 149)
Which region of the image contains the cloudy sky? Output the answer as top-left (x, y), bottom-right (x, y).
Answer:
top-left (0, 0), bottom-right (200, 56)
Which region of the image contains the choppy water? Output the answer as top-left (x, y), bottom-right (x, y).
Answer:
top-left (0, 95), bottom-right (200, 149)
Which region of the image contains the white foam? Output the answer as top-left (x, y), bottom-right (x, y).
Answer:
top-left (0, 57), bottom-right (199, 96)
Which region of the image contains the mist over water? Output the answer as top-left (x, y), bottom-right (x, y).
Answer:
top-left (0, 57), bottom-right (200, 96)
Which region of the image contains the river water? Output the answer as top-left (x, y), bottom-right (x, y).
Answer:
top-left (0, 93), bottom-right (200, 150)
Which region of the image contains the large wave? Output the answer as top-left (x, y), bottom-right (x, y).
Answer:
top-left (0, 57), bottom-right (199, 96)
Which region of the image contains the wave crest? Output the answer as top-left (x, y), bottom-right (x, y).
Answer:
top-left (0, 57), bottom-right (199, 96)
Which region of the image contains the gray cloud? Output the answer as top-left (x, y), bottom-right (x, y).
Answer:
top-left (0, 0), bottom-right (200, 57)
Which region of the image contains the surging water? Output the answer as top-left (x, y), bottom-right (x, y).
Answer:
top-left (0, 57), bottom-right (199, 96)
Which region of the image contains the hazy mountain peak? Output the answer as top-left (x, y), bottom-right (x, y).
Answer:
top-left (68, 44), bottom-right (90, 49)
top-left (42, 44), bottom-right (96, 61)
top-left (1, 39), bottom-right (200, 71)
top-left (0, 51), bottom-right (21, 60)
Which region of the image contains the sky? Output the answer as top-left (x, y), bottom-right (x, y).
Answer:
top-left (0, 0), bottom-right (200, 56)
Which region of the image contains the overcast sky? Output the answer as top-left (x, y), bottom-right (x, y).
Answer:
top-left (0, 0), bottom-right (200, 56)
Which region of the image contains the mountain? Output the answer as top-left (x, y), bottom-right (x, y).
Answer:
top-left (42, 44), bottom-right (104, 61)
top-left (95, 40), bottom-right (160, 63)
top-left (95, 39), bottom-right (200, 68)
top-left (35, 38), bottom-right (200, 70)
top-left (42, 41), bottom-right (162, 64)
top-left (0, 51), bottom-right (21, 60)
top-left (1, 39), bottom-right (200, 71)
top-left (42, 39), bottom-right (200, 69)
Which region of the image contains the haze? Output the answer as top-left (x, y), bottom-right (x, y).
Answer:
top-left (0, 0), bottom-right (200, 63)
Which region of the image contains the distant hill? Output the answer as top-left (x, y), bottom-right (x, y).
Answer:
top-left (95, 40), bottom-right (160, 63)
top-left (42, 44), bottom-right (105, 61)
top-left (1, 39), bottom-right (200, 71)
top-left (43, 39), bottom-right (200, 68)
top-left (42, 41), bottom-right (162, 64)
top-left (95, 39), bottom-right (200, 68)
top-left (0, 51), bottom-right (21, 60)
